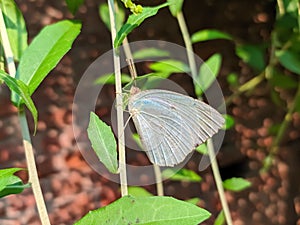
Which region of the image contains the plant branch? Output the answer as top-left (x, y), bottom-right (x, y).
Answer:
top-left (225, 71), bottom-right (265, 105)
top-left (108, 0), bottom-right (128, 196)
top-left (0, 7), bottom-right (51, 225)
top-left (176, 11), bottom-right (233, 225)
top-left (207, 139), bottom-right (233, 225)
top-left (270, 81), bottom-right (300, 155)
top-left (153, 165), bottom-right (164, 196)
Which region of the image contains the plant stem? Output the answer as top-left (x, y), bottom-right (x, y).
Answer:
top-left (225, 71), bottom-right (265, 105)
top-left (270, 81), bottom-right (300, 156)
top-left (108, 0), bottom-right (128, 196)
top-left (277, 0), bottom-right (285, 16)
top-left (153, 165), bottom-right (164, 196)
top-left (19, 110), bottom-right (51, 225)
top-left (176, 11), bottom-right (197, 80)
top-left (207, 139), bottom-right (233, 225)
top-left (176, 10), bottom-right (233, 225)
top-left (0, 7), bottom-right (51, 225)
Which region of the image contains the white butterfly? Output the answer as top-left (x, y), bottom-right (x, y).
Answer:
top-left (128, 87), bottom-right (225, 167)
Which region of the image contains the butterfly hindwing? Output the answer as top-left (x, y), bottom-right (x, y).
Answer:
top-left (128, 89), bottom-right (224, 166)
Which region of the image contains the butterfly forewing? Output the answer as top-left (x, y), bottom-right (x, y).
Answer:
top-left (128, 89), bottom-right (224, 166)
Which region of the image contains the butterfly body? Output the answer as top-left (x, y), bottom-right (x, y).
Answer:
top-left (128, 88), bottom-right (224, 167)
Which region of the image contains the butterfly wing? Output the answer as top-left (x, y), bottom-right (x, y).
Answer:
top-left (128, 89), bottom-right (224, 166)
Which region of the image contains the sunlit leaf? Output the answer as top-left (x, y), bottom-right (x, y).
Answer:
top-left (196, 143), bottom-right (208, 155)
top-left (0, 168), bottom-right (25, 198)
top-left (128, 187), bottom-right (153, 197)
top-left (214, 210), bottom-right (225, 225)
top-left (87, 112), bottom-right (118, 174)
top-left (195, 53), bottom-right (222, 97)
top-left (75, 195), bottom-right (211, 225)
top-left (13, 20), bottom-right (81, 104)
top-left (0, 70), bottom-right (37, 130)
top-left (223, 114), bottom-right (235, 130)
top-left (133, 48), bottom-right (170, 59)
top-left (0, 0), bottom-right (28, 61)
top-left (162, 168), bottom-right (202, 182)
top-left (191, 29), bottom-right (232, 43)
top-left (94, 73), bottom-right (131, 85)
top-left (223, 177), bottom-right (251, 192)
top-left (114, 3), bottom-right (169, 47)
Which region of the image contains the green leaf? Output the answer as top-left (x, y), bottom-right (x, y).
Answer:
top-left (195, 53), bottom-right (222, 97)
top-left (224, 114), bottom-right (235, 130)
top-left (226, 73), bottom-right (239, 86)
top-left (191, 29), bottom-right (232, 43)
top-left (99, 3), bottom-right (125, 31)
top-left (128, 187), bottom-right (153, 197)
top-left (65, 0), bottom-right (84, 14)
top-left (94, 73), bottom-right (131, 85)
top-left (185, 197), bottom-right (200, 205)
top-left (223, 177), bottom-right (251, 192)
top-left (133, 48), bottom-right (170, 59)
top-left (149, 59), bottom-right (190, 76)
top-left (0, 70), bottom-right (38, 129)
top-left (268, 69), bottom-right (298, 89)
top-left (236, 44), bottom-right (266, 71)
top-left (195, 143), bottom-right (208, 155)
top-left (214, 210), bottom-right (225, 225)
top-left (276, 49), bottom-right (300, 75)
top-left (87, 112), bottom-right (118, 174)
top-left (162, 168), bottom-right (202, 182)
top-left (167, 0), bottom-right (184, 17)
top-left (75, 195), bottom-right (211, 225)
top-left (13, 20), bottom-right (81, 104)
top-left (0, 168), bottom-right (25, 197)
top-left (114, 3), bottom-right (169, 47)
top-left (0, 0), bottom-right (28, 61)
top-left (132, 133), bottom-right (142, 148)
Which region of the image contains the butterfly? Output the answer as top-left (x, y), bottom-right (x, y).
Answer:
top-left (128, 86), bottom-right (225, 167)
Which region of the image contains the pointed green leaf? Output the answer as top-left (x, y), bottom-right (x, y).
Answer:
top-left (94, 73), bottom-right (131, 85)
top-left (75, 195), bottom-right (211, 225)
top-left (196, 143), bottom-right (208, 155)
top-left (195, 53), bottom-right (222, 97)
top-left (114, 3), bottom-right (169, 48)
top-left (0, 70), bottom-right (37, 129)
top-left (0, 168), bottom-right (24, 195)
top-left (0, 175), bottom-right (27, 198)
top-left (99, 3), bottom-right (125, 31)
top-left (276, 49), bottom-right (300, 75)
top-left (150, 59), bottom-right (190, 74)
top-left (133, 48), bottom-right (170, 59)
top-left (214, 210), bottom-right (225, 225)
top-left (87, 112), bottom-right (118, 173)
top-left (13, 20), bottom-right (81, 104)
top-left (191, 29), bottom-right (232, 43)
top-left (224, 114), bottom-right (235, 130)
top-left (162, 168), bottom-right (202, 182)
top-left (185, 197), bottom-right (201, 205)
top-left (236, 44), bottom-right (266, 71)
top-left (223, 177), bottom-right (251, 192)
top-left (167, 0), bottom-right (184, 17)
top-left (65, 0), bottom-right (84, 15)
top-left (0, 0), bottom-right (28, 61)
top-left (128, 187), bottom-right (153, 197)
